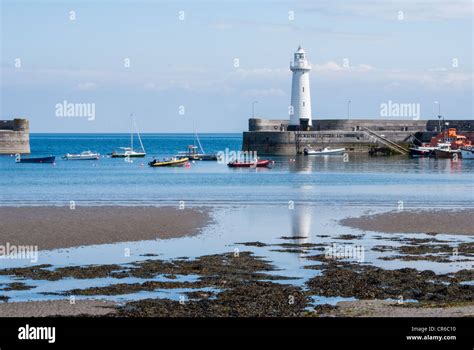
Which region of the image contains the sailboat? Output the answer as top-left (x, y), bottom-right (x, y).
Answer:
top-left (112, 115), bottom-right (146, 158)
top-left (175, 130), bottom-right (221, 161)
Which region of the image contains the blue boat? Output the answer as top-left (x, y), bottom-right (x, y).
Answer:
top-left (16, 156), bottom-right (55, 164)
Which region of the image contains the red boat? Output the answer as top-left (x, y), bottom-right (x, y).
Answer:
top-left (227, 160), bottom-right (272, 168)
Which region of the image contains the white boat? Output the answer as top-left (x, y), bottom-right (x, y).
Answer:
top-left (63, 151), bottom-right (100, 160)
top-left (112, 147), bottom-right (145, 158)
top-left (461, 147), bottom-right (474, 159)
top-left (304, 147), bottom-right (346, 155)
top-left (112, 115), bottom-right (146, 158)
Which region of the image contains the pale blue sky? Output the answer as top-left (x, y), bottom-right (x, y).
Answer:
top-left (1, 0), bottom-right (472, 132)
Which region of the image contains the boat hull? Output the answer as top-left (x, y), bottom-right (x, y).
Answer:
top-left (177, 154), bottom-right (219, 161)
top-left (149, 158), bottom-right (189, 167)
top-left (461, 148), bottom-right (474, 159)
top-left (228, 160), bottom-right (271, 168)
top-left (112, 153), bottom-right (146, 158)
top-left (64, 154), bottom-right (99, 160)
top-left (435, 149), bottom-right (461, 159)
top-left (17, 156), bottom-right (55, 164)
top-left (304, 148), bottom-right (345, 155)
top-left (409, 148), bottom-right (435, 158)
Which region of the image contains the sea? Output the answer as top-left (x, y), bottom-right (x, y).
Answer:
top-left (0, 133), bottom-right (473, 305)
top-left (1, 133), bottom-right (473, 207)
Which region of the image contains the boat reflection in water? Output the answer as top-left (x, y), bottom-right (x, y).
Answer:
top-left (287, 155), bottom-right (314, 173)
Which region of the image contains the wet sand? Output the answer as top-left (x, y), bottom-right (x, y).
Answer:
top-left (320, 300), bottom-right (474, 317)
top-left (0, 206), bottom-right (210, 250)
top-left (2, 298), bottom-right (473, 317)
top-left (340, 209), bottom-right (474, 235)
top-left (0, 299), bottom-right (117, 317)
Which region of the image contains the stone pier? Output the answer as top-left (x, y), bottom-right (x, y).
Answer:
top-left (243, 118), bottom-right (474, 155)
top-left (0, 118), bottom-right (31, 154)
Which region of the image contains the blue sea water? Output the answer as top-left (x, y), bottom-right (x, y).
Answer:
top-left (0, 134), bottom-right (473, 304)
top-left (0, 133), bottom-right (473, 207)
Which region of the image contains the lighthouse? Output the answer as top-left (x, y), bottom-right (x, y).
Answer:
top-left (289, 46), bottom-right (312, 129)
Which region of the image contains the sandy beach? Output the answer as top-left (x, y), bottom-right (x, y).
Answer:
top-left (319, 300), bottom-right (474, 317)
top-left (340, 209), bottom-right (474, 235)
top-left (0, 206), bottom-right (210, 250)
top-left (0, 299), bottom-right (117, 317)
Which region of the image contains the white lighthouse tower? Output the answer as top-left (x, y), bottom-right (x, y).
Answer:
top-left (289, 46), bottom-right (312, 129)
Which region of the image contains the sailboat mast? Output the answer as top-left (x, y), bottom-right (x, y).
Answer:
top-left (192, 119), bottom-right (205, 154)
top-left (196, 132), bottom-right (205, 154)
top-left (130, 114), bottom-right (134, 151)
top-left (135, 120), bottom-right (146, 153)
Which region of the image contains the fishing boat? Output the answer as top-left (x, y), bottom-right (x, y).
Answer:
top-left (112, 115), bottom-right (146, 158)
top-left (149, 157), bottom-right (189, 167)
top-left (435, 143), bottom-right (461, 159)
top-left (176, 145), bottom-right (220, 161)
top-left (461, 147), bottom-right (474, 159)
top-left (430, 128), bottom-right (471, 149)
top-left (410, 128), bottom-right (472, 159)
top-left (63, 151), bottom-right (100, 160)
top-left (304, 147), bottom-right (345, 155)
top-left (15, 155), bottom-right (55, 164)
top-left (227, 159), bottom-right (272, 168)
top-left (175, 130), bottom-right (220, 161)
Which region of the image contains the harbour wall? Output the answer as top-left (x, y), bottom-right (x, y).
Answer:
top-left (0, 119), bottom-right (30, 154)
top-left (243, 118), bottom-right (474, 155)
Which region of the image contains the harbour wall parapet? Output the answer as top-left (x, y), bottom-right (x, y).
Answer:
top-left (0, 118), bottom-right (31, 154)
top-left (243, 118), bottom-right (474, 155)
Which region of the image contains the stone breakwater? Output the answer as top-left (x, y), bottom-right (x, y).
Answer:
top-left (0, 118), bottom-right (30, 154)
top-left (243, 118), bottom-right (474, 155)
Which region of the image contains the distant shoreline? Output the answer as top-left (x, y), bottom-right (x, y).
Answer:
top-left (27, 132), bottom-right (243, 135)
top-left (0, 206), bottom-right (211, 251)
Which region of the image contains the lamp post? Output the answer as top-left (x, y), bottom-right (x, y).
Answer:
top-left (252, 101), bottom-right (258, 118)
top-left (434, 101), bottom-right (441, 131)
top-left (347, 100), bottom-right (351, 120)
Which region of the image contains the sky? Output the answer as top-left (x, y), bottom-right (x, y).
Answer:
top-left (0, 0), bottom-right (473, 133)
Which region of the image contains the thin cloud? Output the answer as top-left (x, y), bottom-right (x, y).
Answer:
top-left (207, 18), bottom-right (384, 40)
top-left (242, 88), bottom-right (286, 97)
top-left (298, 0), bottom-right (474, 22)
top-left (76, 82), bottom-right (97, 91)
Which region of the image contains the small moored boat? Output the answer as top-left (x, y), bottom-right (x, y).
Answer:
top-left (175, 145), bottom-right (220, 161)
top-left (15, 155), bottom-right (55, 164)
top-left (149, 157), bottom-right (189, 167)
top-left (227, 160), bottom-right (272, 168)
top-left (112, 115), bottom-right (146, 158)
top-left (435, 143), bottom-right (461, 159)
top-left (112, 147), bottom-right (146, 158)
top-left (409, 146), bottom-right (436, 158)
top-left (304, 147), bottom-right (345, 155)
top-left (461, 147), bottom-right (474, 159)
top-left (435, 149), bottom-right (461, 159)
top-left (63, 151), bottom-right (100, 160)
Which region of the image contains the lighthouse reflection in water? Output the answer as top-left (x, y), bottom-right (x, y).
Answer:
top-left (291, 206), bottom-right (312, 259)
